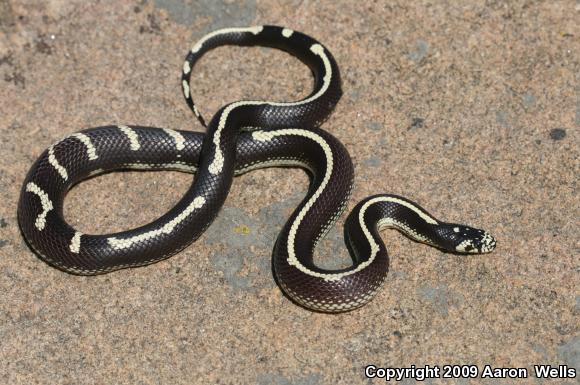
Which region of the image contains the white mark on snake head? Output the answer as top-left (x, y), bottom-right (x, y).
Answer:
top-left (454, 226), bottom-right (496, 254)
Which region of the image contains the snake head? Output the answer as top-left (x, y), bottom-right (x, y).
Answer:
top-left (438, 224), bottom-right (497, 254)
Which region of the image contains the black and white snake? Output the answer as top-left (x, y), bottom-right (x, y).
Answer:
top-left (18, 26), bottom-right (496, 312)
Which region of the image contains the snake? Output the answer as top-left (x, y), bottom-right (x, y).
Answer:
top-left (17, 25), bottom-right (496, 312)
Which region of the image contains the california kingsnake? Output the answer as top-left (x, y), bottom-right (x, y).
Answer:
top-left (18, 26), bottom-right (496, 312)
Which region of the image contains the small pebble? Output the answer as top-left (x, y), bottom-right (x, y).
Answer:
top-left (549, 128), bottom-right (566, 140)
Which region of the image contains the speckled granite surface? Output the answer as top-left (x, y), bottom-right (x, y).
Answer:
top-left (0, 1), bottom-right (578, 384)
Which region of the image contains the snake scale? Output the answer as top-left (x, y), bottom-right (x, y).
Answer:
top-left (18, 25), bottom-right (496, 312)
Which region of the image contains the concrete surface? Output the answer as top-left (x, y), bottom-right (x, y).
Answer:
top-left (0, 1), bottom-right (578, 384)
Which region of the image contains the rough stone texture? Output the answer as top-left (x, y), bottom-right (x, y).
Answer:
top-left (0, 1), bottom-right (578, 384)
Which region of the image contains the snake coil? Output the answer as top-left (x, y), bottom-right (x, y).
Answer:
top-left (18, 26), bottom-right (496, 312)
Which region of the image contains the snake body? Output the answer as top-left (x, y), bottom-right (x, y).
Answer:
top-left (18, 26), bottom-right (496, 312)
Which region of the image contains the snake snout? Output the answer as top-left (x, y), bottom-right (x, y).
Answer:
top-left (452, 226), bottom-right (496, 254)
